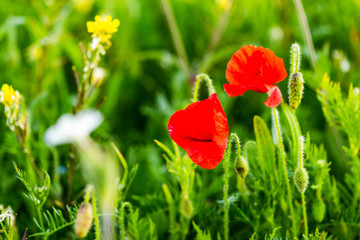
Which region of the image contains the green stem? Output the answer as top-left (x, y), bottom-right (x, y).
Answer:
top-left (272, 108), bottom-right (296, 237)
top-left (0, 221), bottom-right (10, 239)
top-left (224, 146), bottom-right (230, 240)
top-left (92, 191), bottom-right (100, 240)
top-left (159, 0), bottom-right (190, 76)
top-left (223, 133), bottom-right (241, 240)
top-left (162, 184), bottom-right (176, 240)
top-left (301, 192), bottom-right (308, 237)
top-left (36, 207), bottom-right (44, 233)
top-left (193, 74), bottom-right (216, 103)
top-left (292, 0), bottom-right (316, 70)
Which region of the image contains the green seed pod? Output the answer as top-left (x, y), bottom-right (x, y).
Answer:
top-left (312, 198), bottom-right (326, 223)
top-left (75, 203), bottom-right (94, 238)
top-left (235, 156), bottom-right (248, 179)
top-left (288, 72), bottom-right (304, 110)
top-left (294, 167), bottom-right (309, 193)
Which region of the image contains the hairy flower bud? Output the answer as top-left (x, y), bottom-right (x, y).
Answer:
top-left (312, 198), bottom-right (326, 223)
top-left (75, 203), bottom-right (94, 238)
top-left (235, 156), bottom-right (248, 179)
top-left (288, 72), bottom-right (304, 110)
top-left (294, 167), bottom-right (309, 193)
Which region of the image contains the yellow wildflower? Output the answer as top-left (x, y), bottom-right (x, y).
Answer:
top-left (87, 15), bottom-right (120, 46)
top-left (0, 84), bottom-right (21, 107)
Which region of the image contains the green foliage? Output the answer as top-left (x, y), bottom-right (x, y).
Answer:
top-left (29, 206), bottom-right (77, 239)
top-left (13, 162), bottom-right (50, 210)
top-left (1, 0), bottom-right (360, 239)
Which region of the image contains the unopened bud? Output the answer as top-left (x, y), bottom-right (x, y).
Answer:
top-left (288, 72), bottom-right (304, 110)
top-left (312, 198), bottom-right (326, 223)
top-left (235, 156), bottom-right (248, 179)
top-left (294, 167), bottom-right (309, 193)
top-left (75, 203), bottom-right (93, 238)
top-left (182, 198), bottom-right (193, 218)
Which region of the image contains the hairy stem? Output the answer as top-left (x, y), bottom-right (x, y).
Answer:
top-left (272, 108), bottom-right (296, 237)
top-left (301, 192), bottom-right (308, 237)
top-left (92, 191), bottom-right (100, 240)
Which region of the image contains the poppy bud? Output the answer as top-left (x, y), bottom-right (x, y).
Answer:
top-left (75, 203), bottom-right (94, 238)
top-left (235, 156), bottom-right (248, 179)
top-left (288, 72), bottom-right (304, 110)
top-left (182, 198), bottom-right (193, 218)
top-left (294, 167), bottom-right (309, 193)
top-left (312, 198), bottom-right (326, 223)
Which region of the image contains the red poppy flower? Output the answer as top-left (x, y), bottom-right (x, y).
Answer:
top-left (224, 45), bottom-right (287, 108)
top-left (168, 93), bottom-right (229, 169)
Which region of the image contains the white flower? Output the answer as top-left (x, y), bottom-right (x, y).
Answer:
top-left (0, 206), bottom-right (15, 226)
top-left (44, 109), bottom-right (103, 146)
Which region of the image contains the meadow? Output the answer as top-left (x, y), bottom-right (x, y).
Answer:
top-left (1, 0), bottom-right (360, 239)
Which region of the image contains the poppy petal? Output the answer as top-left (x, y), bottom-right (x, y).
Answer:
top-left (168, 93), bottom-right (229, 169)
top-left (264, 85), bottom-right (282, 108)
top-left (223, 84), bottom-right (249, 97)
top-left (224, 45), bottom-right (287, 108)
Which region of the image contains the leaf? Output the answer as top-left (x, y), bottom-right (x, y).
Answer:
top-left (253, 115), bottom-right (276, 176)
top-left (192, 221), bottom-right (212, 240)
top-left (281, 102), bottom-right (302, 169)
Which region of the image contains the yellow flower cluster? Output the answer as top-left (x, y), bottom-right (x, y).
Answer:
top-left (0, 84), bottom-right (21, 107)
top-left (87, 15), bottom-right (120, 46)
top-left (0, 83), bottom-right (26, 134)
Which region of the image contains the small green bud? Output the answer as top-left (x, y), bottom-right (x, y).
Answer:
top-left (288, 72), bottom-right (304, 110)
top-left (312, 198), bottom-right (326, 223)
top-left (235, 156), bottom-right (248, 179)
top-left (294, 167), bottom-right (309, 193)
top-left (182, 198), bottom-right (193, 218)
top-left (75, 203), bottom-right (94, 238)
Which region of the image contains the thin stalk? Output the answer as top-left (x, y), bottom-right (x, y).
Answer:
top-left (193, 74), bottom-right (215, 103)
top-left (92, 191), bottom-right (100, 240)
top-left (272, 108), bottom-right (296, 237)
top-left (223, 133), bottom-right (241, 240)
top-left (292, 0), bottom-right (316, 70)
top-left (162, 184), bottom-right (176, 240)
top-left (0, 221), bottom-right (10, 239)
top-left (301, 193), bottom-right (308, 237)
top-left (160, 0), bottom-right (190, 76)
top-left (298, 136), bottom-right (308, 237)
top-left (36, 207), bottom-right (44, 232)
top-left (223, 144), bottom-right (231, 240)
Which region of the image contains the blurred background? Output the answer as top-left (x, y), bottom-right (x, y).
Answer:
top-left (1, 0), bottom-right (360, 238)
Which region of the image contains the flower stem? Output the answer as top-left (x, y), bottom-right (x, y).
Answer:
top-left (272, 108), bottom-right (296, 237)
top-left (193, 74), bottom-right (216, 103)
top-left (292, 0), bottom-right (316, 69)
top-left (301, 192), bottom-right (308, 237)
top-left (92, 190), bottom-right (100, 240)
top-left (223, 133), bottom-right (241, 240)
top-left (160, 0), bottom-right (190, 76)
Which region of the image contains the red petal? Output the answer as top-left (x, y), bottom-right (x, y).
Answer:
top-left (168, 94), bottom-right (229, 169)
top-left (223, 84), bottom-right (248, 97)
top-left (264, 85), bottom-right (282, 108)
top-left (224, 45), bottom-right (287, 103)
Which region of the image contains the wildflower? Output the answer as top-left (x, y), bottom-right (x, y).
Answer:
top-left (0, 205), bottom-right (15, 227)
top-left (87, 15), bottom-right (120, 46)
top-left (0, 84), bottom-right (21, 107)
top-left (224, 45), bottom-right (287, 108)
top-left (91, 67), bottom-right (107, 86)
top-left (168, 93), bottom-right (229, 169)
top-left (0, 84), bottom-right (27, 142)
top-left (44, 109), bottom-right (103, 146)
